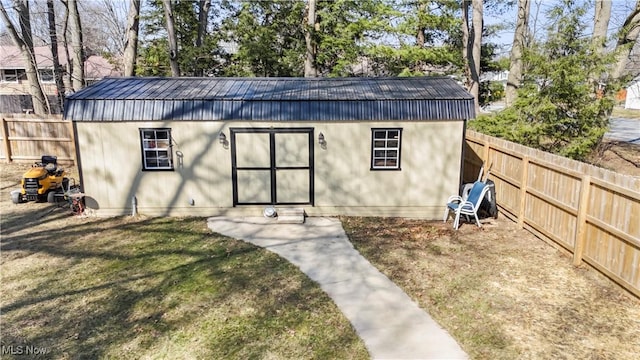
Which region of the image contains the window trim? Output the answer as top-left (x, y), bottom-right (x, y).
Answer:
top-left (370, 128), bottom-right (402, 171)
top-left (38, 69), bottom-right (55, 83)
top-left (139, 128), bottom-right (174, 171)
top-left (1, 69), bottom-right (18, 83)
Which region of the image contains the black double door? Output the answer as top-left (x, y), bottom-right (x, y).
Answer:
top-left (231, 128), bottom-right (314, 206)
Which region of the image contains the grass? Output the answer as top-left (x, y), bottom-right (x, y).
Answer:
top-left (611, 106), bottom-right (640, 119)
top-left (341, 216), bottom-right (640, 360)
top-left (2, 157), bottom-right (639, 360)
top-left (0, 216), bottom-right (368, 359)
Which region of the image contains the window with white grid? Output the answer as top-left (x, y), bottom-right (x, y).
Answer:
top-left (140, 128), bottom-right (173, 170)
top-left (371, 128), bottom-right (402, 170)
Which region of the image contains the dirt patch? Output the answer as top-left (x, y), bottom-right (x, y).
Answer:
top-left (342, 216), bottom-right (640, 359)
top-left (589, 141), bottom-right (640, 177)
top-left (1, 163), bottom-right (83, 235)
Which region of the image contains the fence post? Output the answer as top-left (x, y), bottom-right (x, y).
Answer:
top-left (573, 175), bottom-right (591, 266)
top-left (518, 156), bottom-right (529, 228)
top-left (1, 117), bottom-right (12, 163)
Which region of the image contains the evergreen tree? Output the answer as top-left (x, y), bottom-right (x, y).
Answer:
top-left (220, 0), bottom-right (306, 77)
top-left (470, 0), bottom-right (616, 160)
top-left (364, 0), bottom-right (461, 76)
top-left (137, 0), bottom-right (224, 77)
top-left (314, 0), bottom-right (392, 76)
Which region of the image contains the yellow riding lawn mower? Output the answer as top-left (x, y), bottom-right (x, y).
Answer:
top-left (11, 155), bottom-right (76, 204)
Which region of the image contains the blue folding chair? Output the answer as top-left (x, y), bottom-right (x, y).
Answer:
top-left (443, 181), bottom-right (494, 229)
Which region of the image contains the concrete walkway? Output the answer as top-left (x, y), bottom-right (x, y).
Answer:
top-left (207, 216), bottom-right (468, 360)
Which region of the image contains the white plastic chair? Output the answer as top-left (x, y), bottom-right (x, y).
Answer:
top-left (443, 181), bottom-right (494, 230)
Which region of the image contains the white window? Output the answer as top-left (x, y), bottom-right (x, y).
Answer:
top-left (140, 128), bottom-right (173, 170)
top-left (2, 69), bottom-right (18, 82)
top-left (371, 128), bottom-right (402, 170)
top-left (1, 69), bottom-right (27, 82)
top-left (39, 69), bottom-right (54, 83)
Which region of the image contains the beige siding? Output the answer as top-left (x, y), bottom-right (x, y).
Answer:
top-left (76, 120), bottom-right (464, 218)
top-left (0, 82), bottom-right (58, 96)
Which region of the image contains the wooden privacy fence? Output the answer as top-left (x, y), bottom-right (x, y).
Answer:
top-left (464, 130), bottom-right (640, 298)
top-left (0, 114), bottom-right (75, 164)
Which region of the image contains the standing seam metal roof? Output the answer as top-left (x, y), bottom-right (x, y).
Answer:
top-left (64, 77), bottom-right (475, 121)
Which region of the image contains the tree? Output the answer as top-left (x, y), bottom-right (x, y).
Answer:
top-left (77, 0), bottom-right (128, 58)
top-left (461, 0), bottom-right (470, 83)
top-left (314, 0), bottom-right (392, 76)
top-left (591, 0), bottom-right (611, 50)
top-left (304, 0), bottom-right (318, 77)
top-left (506, 0), bottom-right (530, 106)
top-left (196, 0), bottom-right (211, 49)
top-left (611, 0), bottom-right (640, 80)
top-left (470, 0), bottom-right (616, 160)
top-left (221, 0), bottom-right (306, 77)
top-left (364, 0), bottom-right (461, 76)
top-left (0, 0), bottom-right (50, 114)
top-left (123, 0), bottom-right (141, 76)
top-left (138, 0), bottom-right (221, 77)
top-left (463, 0), bottom-right (483, 113)
top-left (162, 0), bottom-right (180, 76)
top-left (66, 0), bottom-right (85, 91)
top-left (47, 0), bottom-right (65, 110)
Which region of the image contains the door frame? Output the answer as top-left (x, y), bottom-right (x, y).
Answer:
top-left (230, 127), bottom-right (314, 206)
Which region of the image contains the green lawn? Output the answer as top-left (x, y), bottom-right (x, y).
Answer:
top-left (0, 216), bottom-right (368, 359)
top-left (611, 106), bottom-right (640, 119)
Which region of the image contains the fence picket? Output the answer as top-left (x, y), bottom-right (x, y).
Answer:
top-left (0, 114), bottom-right (75, 164)
top-left (465, 130), bottom-right (640, 298)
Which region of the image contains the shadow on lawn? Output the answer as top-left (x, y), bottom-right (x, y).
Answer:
top-left (1, 216), bottom-right (346, 359)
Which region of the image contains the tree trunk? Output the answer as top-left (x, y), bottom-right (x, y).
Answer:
top-left (611, 1), bottom-right (640, 80)
top-left (68, 0), bottom-right (85, 91)
top-left (163, 0), bottom-right (181, 77)
top-left (592, 0), bottom-right (611, 50)
top-left (506, 0), bottom-right (530, 106)
top-left (60, 1), bottom-right (73, 90)
top-left (123, 0), bottom-right (141, 77)
top-left (197, 0), bottom-right (210, 48)
top-left (414, 1), bottom-right (427, 73)
top-left (469, 0), bottom-right (483, 114)
top-left (304, 0), bottom-right (317, 77)
top-left (47, 0), bottom-right (65, 111)
top-left (0, 1), bottom-right (50, 114)
top-left (416, 1), bottom-right (426, 47)
top-left (461, 1), bottom-right (470, 89)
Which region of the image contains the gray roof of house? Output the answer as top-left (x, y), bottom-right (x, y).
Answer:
top-left (64, 77), bottom-right (475, 121)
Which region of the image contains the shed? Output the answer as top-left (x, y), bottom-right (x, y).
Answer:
top-left (64, 77), bottom-right (474, 218)
top-left (625, 76), bottom-right (640, 110)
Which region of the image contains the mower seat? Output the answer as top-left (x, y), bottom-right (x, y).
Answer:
top-left (42, 155), bottom-right (58, 175)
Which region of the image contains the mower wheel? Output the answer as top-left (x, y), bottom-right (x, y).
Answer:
top-left (47, 191), bottom-right (57, 204)
top-left (11, 191), bottom-right (22, 204)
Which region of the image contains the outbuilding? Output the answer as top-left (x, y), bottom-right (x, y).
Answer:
top-left (625, 75), bottom-right (640, 110)
top-left (64, 77), bottom-right (474, 218)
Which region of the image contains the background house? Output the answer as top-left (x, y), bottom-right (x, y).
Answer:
top-left (64, 77), bottom-right (474, 219)
top-left (0, 45), bottom-right (121, 113)
top-left (625, 75), bottom-right (640, 110)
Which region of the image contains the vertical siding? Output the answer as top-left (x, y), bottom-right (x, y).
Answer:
top-left (76, 120), bottom-right (464, 220)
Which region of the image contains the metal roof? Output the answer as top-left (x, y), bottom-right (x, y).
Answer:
top-left (64, 77), bottom-right (475, 121)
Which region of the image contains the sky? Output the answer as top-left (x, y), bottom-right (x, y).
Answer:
top-left (488, 0), bottom-right (638, 54)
